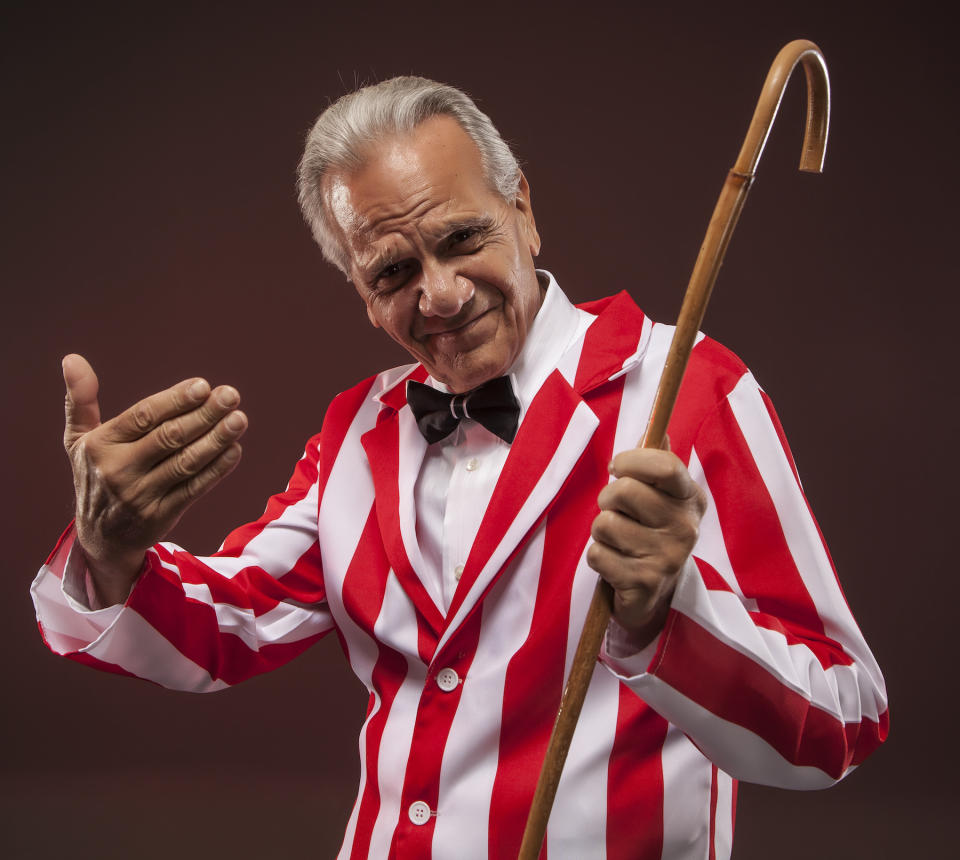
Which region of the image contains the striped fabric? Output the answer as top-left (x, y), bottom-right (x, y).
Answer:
top-left (32, 291), bottom-right (888, 859)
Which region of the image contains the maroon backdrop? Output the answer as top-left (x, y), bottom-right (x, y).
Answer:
top-left (2, 1), bottom-right (955, 856)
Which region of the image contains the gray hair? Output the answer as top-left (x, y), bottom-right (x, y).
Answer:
top-left (296, 76), bottom-right (521, 276)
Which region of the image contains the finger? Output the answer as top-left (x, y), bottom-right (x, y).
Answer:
top-left (609, 448), bottom-right (698, 500)
top-left (145, 409), bottom-right (248, 489)
top-left (591, 506), bottom-right (695, 573)
top-left (63, 354), bottom-right (102, 449)
top-left (160, 443), bottom-right (243, 516)
top-left (586, 539), bottom-right (660, 595)
top-left (103, 377), bottom-right (213, 443)
top-left (597, 476), bottom-right (680, 527)
top-left (132, 385), bottom-right (242, 468)
top-left (591, 508), bottom-right (654, 556)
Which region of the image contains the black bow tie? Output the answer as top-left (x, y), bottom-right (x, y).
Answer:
top-left (406, 376), bottom-right (520, 444)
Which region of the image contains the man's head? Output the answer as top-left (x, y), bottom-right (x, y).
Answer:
top-left (297, 77), bottom-right (544, 393)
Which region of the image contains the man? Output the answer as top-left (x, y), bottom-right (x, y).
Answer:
top-left (32, 77), bottom-right (887, 858)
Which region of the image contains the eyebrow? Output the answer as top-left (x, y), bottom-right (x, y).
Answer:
top-left (437, 214), bottom-right (497, 237)
top-left (363, 215), bottom-right (498, 280)
top-left (364, 250), bottom-right (403, 281)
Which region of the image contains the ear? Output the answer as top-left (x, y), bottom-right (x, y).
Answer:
top-left (514, 171), bottom-right (541, 257)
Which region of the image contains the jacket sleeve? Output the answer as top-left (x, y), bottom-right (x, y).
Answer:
top-left (602, 370), bottom-right (888, 788)
top-left (30, 432), bottom-right (335, 692)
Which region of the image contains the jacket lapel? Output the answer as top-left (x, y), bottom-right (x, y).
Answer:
top-left (360, 367), bottom-right (447, 642)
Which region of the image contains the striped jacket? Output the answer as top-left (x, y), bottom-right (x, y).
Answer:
top-left (32, 291), bottom-right (888, 859)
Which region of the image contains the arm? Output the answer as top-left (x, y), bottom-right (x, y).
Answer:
top-left (591, 371), bottom-right (888, 788)
top-left (31, 356), bottom-right (334, 690)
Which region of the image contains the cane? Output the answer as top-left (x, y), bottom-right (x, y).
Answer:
top-left (518, 39), bottom-right (831, 859)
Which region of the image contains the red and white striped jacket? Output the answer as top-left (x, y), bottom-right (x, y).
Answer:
top-left (32, 291), bottom-right (888, 859)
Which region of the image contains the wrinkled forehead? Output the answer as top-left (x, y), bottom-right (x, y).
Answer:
top-left (321, 116), bottom-right (494, 247)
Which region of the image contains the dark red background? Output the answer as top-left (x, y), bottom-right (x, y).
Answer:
top-left (2, 1), bottom-right (955, 857)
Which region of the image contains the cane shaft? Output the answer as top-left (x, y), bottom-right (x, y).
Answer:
top-left (518, 39), bottom-right (829, 859)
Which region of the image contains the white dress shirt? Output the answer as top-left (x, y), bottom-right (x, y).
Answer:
top-left (413, 270), bottom-right (594, 613)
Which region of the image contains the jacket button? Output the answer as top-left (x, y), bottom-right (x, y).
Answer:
top-left (435, 668), bottom-right (460, 692)
top-left (408, 800), bottom-right (432, 825)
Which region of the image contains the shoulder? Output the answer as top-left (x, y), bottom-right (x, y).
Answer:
top-left (630, 320), bottom-right (757, 460)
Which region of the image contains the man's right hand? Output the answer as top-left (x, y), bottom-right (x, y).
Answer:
top-left (62, 354), bottom-right (248, 606)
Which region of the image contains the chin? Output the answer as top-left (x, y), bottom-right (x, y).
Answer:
top-left (430, 339), bottom-right (517, 392)
top-left (436, 360), bottom-right (501, 393)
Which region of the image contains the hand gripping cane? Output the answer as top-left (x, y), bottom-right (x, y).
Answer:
top-left (518, 39), bottom-right (831, 859)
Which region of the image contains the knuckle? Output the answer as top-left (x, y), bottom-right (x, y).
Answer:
top-left (131, 402), bottom-right (154, 432)
top-left (659, 454), bottom-right (682, 482)
top-left (169, 386), bottom-right (191, 413)
top-left (586, 541), bottom-right (604, 569)
top-left (170, 448), bottom-right (200, 480)
top-left (155, 420), bottom-right (184, 451)
top-left (196, 401), bottom-right (223, 429)
top-left (592, 510), bottom-right (617, 540)
top-left (206, 425), bottom-right (230, 451)
top-left (180, 473), bottom-right (205, 502)
top-left (604, 477), bottom-right (629, 504)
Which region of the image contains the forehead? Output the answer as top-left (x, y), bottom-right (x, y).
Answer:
top-left (324, 116), bottom-right (501, 255)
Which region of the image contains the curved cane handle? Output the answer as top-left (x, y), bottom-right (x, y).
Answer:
top-left (736, 38), bottom-right (831, 177)
top-left (642, 38), bottom-right (829, 450)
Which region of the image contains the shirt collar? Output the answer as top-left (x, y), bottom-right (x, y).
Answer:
top-left (505, 269), bottom-right (587, 410)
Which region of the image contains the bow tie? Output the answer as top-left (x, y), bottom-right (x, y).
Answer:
top-left (406, 376), bottom-right (520, 444)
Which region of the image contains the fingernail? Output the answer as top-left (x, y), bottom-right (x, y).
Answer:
top-left (189, 379), bottom-right (209, 399)
top-left (225, 411), bottom-right (245, 431)
top-left (217, 386), bottom-right (239, 407)
top-left (223, 445), bottom-right (241, 463)
top-left (608, 460), bottom-right (616, 474)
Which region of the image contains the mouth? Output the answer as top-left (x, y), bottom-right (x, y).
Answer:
top-left (420, 306), bottom-right (494, 341)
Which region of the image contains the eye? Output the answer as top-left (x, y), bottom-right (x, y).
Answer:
top-left (373, 259), bottom-right (417, 291)
top-left (451, 228), bottom-right (476, 244)
top-left (447, 226), bottom-right (485, 253)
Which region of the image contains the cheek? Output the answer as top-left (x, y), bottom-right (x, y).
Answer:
top-left (373, 298), bottom-right (420, 348)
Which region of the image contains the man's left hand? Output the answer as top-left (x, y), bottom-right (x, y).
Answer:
top-left (588, 445), bottom-right (707, 649)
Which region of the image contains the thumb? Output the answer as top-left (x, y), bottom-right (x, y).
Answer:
top-left (63, 353), bottom-right (101, 448)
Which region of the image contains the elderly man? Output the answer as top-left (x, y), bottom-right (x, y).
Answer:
top-left (32, 77), bottom-right (887, 859)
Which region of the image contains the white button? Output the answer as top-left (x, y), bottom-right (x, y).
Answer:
top-left (465, 457), bottom-right (479, 471)
top-left (454, 564), bottom-right (464, 581)
top-left (435, 668), bottom-right (460, 692)
top-left (408, 800), bottom-right (432, 825)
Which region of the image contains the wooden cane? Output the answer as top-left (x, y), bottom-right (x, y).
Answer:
top-left (517, 39), bottom-right (831, 859)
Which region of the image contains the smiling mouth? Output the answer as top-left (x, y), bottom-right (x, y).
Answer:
top-left (421, 307), bottom-right (493, 340)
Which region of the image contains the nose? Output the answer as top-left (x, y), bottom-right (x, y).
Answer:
top-left (419, 267), bottom-right (475, 317)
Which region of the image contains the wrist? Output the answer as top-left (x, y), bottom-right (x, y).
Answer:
top-left (83, 549), bottom-right (146, 606)
top-left (612, 588), bottom-right (673, 651)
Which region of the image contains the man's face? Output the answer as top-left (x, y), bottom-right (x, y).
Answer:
top-left (323, 116), bottom-right (543, 393)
